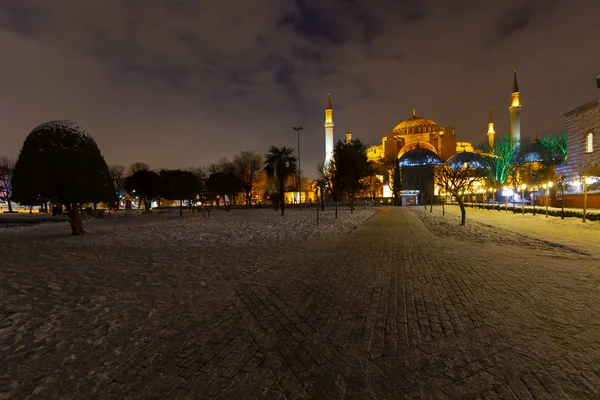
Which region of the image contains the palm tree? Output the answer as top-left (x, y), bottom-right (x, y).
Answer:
top-left (264, 146), bottom-right (297, 216)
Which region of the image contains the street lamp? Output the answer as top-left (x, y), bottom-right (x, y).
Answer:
top-left (560, 176), bottom-right (565, 220)
top-left (520, 183), bottom-right (526, 215)
top-left (543, 181), bottom-right (553, 217)
top-left (292, 126), bottom-right (303, 209)
top-left (583, 177), bottom-right (592, 223)
top-left (530, 186), bottom-right (537, 215)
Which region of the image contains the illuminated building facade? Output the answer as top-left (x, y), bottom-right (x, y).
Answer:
top-left (366, 109), bottom-right (458, 163)
top-left (487, 106), bottom-right (496, 151)
top-left (509, 69), bottom-right (522, 146)
top-left (556, 98), bottom-right (600, 179)
top-left (324, 93), bottom-right (334, 167)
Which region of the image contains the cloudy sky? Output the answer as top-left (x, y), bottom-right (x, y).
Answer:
top-left (1, 0), bottom-right (599, 175)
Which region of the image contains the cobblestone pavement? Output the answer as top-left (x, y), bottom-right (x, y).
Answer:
top-left (1, 207), bottom-right (600, 399)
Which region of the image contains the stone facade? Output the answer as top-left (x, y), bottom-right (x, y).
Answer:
top-left (367, 111), bottom-right (457, 162)
top-left (556, 99), bottom-right (600, 178)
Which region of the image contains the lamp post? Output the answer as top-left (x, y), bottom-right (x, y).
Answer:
top-left (543, 181), bottom-right (553, 218)
top-left (561, 177), bottom-right (565, 220)
top-left (583, 177), bottom-right (590, 223)
top-left (292, 126), bottom-right (303, 209)
top-left (520, 184), bottom-right (526, 215)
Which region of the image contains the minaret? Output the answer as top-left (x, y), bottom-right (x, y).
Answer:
top-left (345, 122), bottom-right (352, 144)
top-left (324, 93), bottom-right (334, 166)
top-left (487, 106), bottom-right (496, 151)
top-left (509, 69), bottom-right (521, 147)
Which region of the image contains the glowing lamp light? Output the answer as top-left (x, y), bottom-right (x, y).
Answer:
top-left (521, 184), bottom-right (527, 190)
top-left (548, 182), bottom-right (553, 188)
top-left (585, 177), bottom-right (593, 184)
top-left (502, 190), bottom-right (514, 197)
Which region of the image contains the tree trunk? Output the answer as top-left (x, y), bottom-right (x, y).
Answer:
top-left (350, 195), bottom-right (354, 214)
top-left (7, 200), bottom-right (12, 213)
top-left (179, 199), bottom-right (183, 217)
top-left (457, 196), bottom-right (466, 225)
top-left (335, 201), bottom-right (338, 219)
top-left (430, 196), bottom-right (433, 213)
top-left (279, 182), bottom-right (285, 216)
top-left (320, 189), bottom-right (325, 211)
top-left (442, 199), bottom-right (445, 216)
top-left (245, 190), bottom-right (251, 209)
top-left (65, 203), bottom-right (84, 235)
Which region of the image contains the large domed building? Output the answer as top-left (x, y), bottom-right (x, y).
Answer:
top-left (366, 109), bottom-right (458, 163)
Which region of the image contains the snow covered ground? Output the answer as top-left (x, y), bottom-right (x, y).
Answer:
top-left (0, 206), bottom-right (379, 245)
top-left (0, 206), bottom-right (379, 398)
top-left (412, 205), bottom-right (600, 256)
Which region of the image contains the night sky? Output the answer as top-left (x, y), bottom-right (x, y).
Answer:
top-left (1, 1), bottom-right (599, 176)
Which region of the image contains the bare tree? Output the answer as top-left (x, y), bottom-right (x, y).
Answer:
top-left (434, 164), bottom-right (485, 225)
top-left (380, 155), bottom-right (401, 205)
top-left (316, 162), bottom-right (334, 211)
top-left (128, 161), bottom-right (150, 176)
top-left (0, 156), bottom-right (15, 212)
top-left (109, 164), bottom-right (126, 210)
top-left (360, 175), bottom-right (382, 201)
top-left (232, 151), bottom-right (263, 208)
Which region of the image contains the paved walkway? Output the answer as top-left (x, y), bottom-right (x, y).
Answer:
top-left (2, 208), bottom-right (600, 399)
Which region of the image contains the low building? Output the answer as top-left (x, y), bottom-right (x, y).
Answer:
top-left (552, 97), bottom-right (600, 209)
top-left (556, 99), bottom-right (600, 178)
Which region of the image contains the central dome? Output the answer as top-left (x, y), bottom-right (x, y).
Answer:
top-left (392, 110), bottom-right (437, 132)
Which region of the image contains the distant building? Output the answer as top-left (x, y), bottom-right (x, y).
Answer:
top-left (456, 141), bottom-right (475, 153)
top-left (366, 109), bottom-right (458, 163)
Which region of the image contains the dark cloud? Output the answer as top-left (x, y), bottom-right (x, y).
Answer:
top-left (397, 0), bottom-right (427, 23)
top-left (279, 0), bottom-right (346, 44)
top-left (0, 0), bottom-right (598, 175)
top-left (498, 4), bottom-right (536, 38)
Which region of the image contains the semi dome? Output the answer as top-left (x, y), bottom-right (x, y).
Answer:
top-left (445, 152), bottom-right (489, 169)
top-left (392, 110), bottom-right (438, 132)
top-left (398, 147), bottom-right (442, 167)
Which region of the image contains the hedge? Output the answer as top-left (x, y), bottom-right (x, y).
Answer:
top-left (450, 203), bottom-right (600, 221)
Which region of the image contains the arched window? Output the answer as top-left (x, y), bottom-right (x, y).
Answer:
top-left (586, 132), bottom-right (594, 153)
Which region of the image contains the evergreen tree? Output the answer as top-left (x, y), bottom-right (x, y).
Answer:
top-left (124, 169), bottom-right (161, 211)
top-left (160, 169), bottom-right (203, 216)
top-left (12, 120), bottom-right (114, 235)
top-left (331, 139), bottom-right (372, 211)
top-left (264, 146), bottom-right (297, 216)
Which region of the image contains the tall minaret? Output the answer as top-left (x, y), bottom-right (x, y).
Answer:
top-left (324, 93), bottom-right (334, 166)
top-left (345, 122), bottom-right (352, 144)
top-left (487, 106), bottom-right (496, 151)
top-left (509, 69), bottom-right (521, 147)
